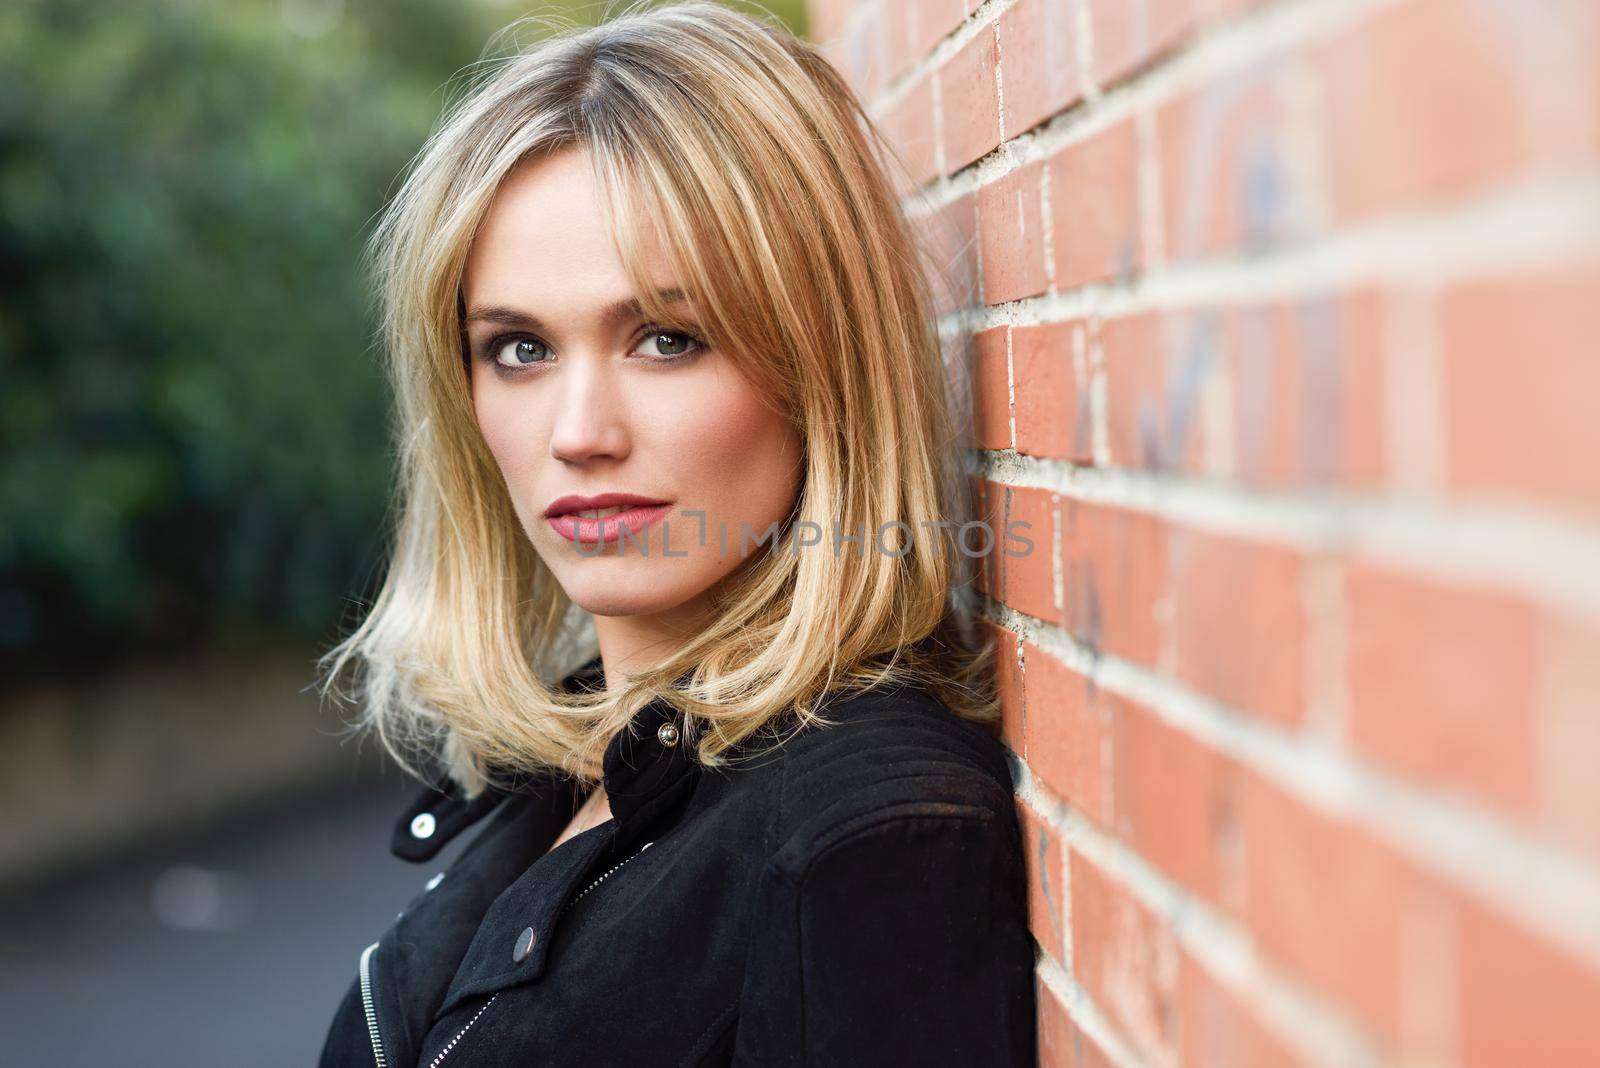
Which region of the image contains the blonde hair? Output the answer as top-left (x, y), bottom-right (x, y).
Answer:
top-left (317, 0), bottom-right (997, 799)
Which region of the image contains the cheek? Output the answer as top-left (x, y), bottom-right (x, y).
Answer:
top-left (663, 371), bottom-right (799, 514)
top-left (472, 375), bottom-right (543, 492)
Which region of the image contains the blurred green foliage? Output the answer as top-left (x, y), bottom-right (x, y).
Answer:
top-left (0, 0), bottom-right (807, 679)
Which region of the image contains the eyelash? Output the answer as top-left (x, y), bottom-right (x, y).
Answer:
top-left (473, 324), bottom-right (709, 376)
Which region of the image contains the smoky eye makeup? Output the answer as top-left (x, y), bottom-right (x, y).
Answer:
top-left (478, 333), bottom-right (551, 369)
top-left (470, 324), bottom-right (711, 376)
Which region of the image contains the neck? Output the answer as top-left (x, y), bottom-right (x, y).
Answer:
top-left (591, 594), bottom-right (711, 691)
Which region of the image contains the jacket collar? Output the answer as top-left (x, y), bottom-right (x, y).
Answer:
top-left (390, 654), bottom-right (699, 862)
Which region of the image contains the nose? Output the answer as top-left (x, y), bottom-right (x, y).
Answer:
top-left (548, 354), bottom-right (629, 465)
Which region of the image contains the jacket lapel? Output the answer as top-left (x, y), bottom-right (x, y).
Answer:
top-left (432, 815), bottom-right (619, 1019)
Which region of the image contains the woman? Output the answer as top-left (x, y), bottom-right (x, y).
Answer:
top-left (315, 2), bottom-right (1037, 1065)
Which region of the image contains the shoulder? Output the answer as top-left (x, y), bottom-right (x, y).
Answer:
top-left (729, 682), bottom-right (1039, 1064)
top-left (753, 679), bottom-right (1021, 883)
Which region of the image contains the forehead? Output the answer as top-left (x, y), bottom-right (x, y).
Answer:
top-left (462, 147), bottom-right (672, 308)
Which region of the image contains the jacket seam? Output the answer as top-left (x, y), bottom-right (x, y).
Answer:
top-left (675, 996), bottom-right (738, 1068)
top-left (796, 765), bottom-right (1009, 833)
top-left (776, 801), bottom-right (998, 889)
top-left (828, 693), bottom-right (1010, 780)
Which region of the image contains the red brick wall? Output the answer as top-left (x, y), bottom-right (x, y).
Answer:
top-left (805, 2), bottom-right (1600, 1065)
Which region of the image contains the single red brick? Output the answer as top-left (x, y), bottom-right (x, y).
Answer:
top-left (1013, 321), bottom-right (1089, 461)
top-left (939, 27), bottom-right (1002, 172)
top-left (1345, 561), bottom-right (1539, 814)
top-left (1169, 525), bottom-right (1306, 725)
top-left (1002, 485), bottom-right (1060, 622)
top-left (1022, 642), bottom-right (1111, 826)
top-left (1061, 499), bottom-right (1168, 667)
top-left (1114, 701), bottom-right (1241, 906)
top-left (998, 0), bottom-right (1085, 138)
top-left (1050, 119), bottom-right (1142, 288)
top-left (973, 325), bottom-right (1013, 450)
top-left (978, 160), bottom-right (1051, 303)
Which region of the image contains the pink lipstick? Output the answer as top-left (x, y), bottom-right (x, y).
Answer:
top-left (544, 492), bottom-right (673, 546)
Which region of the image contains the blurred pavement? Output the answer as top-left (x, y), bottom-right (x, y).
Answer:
top-left (0, 776), bottom-right (470, 1067)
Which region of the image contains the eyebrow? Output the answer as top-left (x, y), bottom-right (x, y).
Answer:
top-left (463, 288), bottom-right (689, 331)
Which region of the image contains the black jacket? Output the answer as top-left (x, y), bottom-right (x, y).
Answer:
top-left (318, 658), bottom-right (1039, 1066)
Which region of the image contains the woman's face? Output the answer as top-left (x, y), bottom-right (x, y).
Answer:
top-left (461, 146), bottom-right (803, 630)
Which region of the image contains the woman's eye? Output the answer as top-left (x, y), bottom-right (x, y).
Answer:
top-left (494, 337), bottom-right (549, 368)
top-left (637, 329), bottom-right (705, 360)
top-left (480, 327), bottom-right (705, 374)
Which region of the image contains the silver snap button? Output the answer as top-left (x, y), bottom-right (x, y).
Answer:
top-left (424, 871), bottom-right (445, 891)
top-left (410, 812), bottom-right (436, 839)
top-left (512, 926), bottom-right (538, 963)
top-left (656, 721), bottom-right (680, 747)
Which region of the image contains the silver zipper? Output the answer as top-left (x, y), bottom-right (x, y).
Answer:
top-left (555, 839), bottom-right (653, 922)
top-left (423, 839), bottom-right (657, 1066)
top-left (358, 940), bottom-right (388, 1068)
top-left (429, 992), bottom-right (499, 1067)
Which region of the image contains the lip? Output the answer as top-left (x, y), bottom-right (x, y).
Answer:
top-left (544, 492), bottom-right (672, 519)
top-left (547, 502), bottom-right (675, 546)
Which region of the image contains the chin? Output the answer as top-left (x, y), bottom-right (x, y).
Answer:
top-left (554, 564), bottom-right (703, 619)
